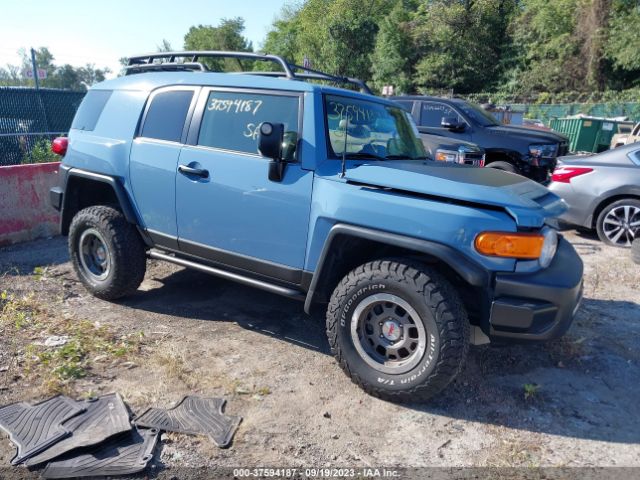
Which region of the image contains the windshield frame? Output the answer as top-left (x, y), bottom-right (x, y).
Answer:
top-left (322, 93), bottom-right (427, 161)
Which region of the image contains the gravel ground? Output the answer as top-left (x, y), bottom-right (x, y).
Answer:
top-left (0, 230), bottom-right (638, 478)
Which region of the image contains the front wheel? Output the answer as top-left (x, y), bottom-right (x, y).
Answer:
top-left (486, 160), bottom-right (518, 173)
top-left (326, 260), bottom-right (469, 402)
top-left (69, 205), bottom-right (147, 300)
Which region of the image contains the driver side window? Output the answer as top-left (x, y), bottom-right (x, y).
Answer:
top-left (197, 91), bottom-right (300, 161)
top-left (420, 102), bottom-right (460, 127)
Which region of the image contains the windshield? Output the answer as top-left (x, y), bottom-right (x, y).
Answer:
top-left (325, 95), bottom-right (427, 160)
top-left (456, 101), bottom-right (500, 127)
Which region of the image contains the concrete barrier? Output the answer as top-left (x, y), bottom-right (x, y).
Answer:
top-left (0, 162), bottom-right (60, 246)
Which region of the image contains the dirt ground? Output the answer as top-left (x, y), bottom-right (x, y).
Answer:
top-left (0, 230), bottom-right (638, 478)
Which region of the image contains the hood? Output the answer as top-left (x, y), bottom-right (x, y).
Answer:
top-left (487, 124), bottom-right (569, 145)
top-left (344, 161), bottom-right (566, 227)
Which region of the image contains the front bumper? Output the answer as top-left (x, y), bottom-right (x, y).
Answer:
top-left (487, 237), bottom-right (583, 342)
top-left (547, 181), bottom-right (592, 229)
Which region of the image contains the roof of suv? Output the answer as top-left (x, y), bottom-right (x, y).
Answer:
top-left (92, 50), bottom-right (401, 106)
top-left (96, 71), bottom-right (317, 93)
top-left (92, 71), bottom-right (401, 107)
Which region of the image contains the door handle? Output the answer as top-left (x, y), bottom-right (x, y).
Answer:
top-left (178, 164), bottom-right (209, 178)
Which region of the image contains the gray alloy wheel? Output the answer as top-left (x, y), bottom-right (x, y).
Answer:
top-left (350, 293), bottom-right (428, 375)
top-left (599, 204), bottom-right (640, 247)
top-left (78, 228), bottom-right (112, 281)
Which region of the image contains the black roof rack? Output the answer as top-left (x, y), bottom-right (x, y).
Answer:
top-left (125, 51), bottom-right (373, 94)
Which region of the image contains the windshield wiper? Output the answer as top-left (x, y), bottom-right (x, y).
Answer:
top-left (345, 152), bottom-right (387, 161)
top-left (384, 155), bottom-right (429, 160)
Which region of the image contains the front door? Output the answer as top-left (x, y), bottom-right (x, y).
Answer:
top-left (417, 101), bottom-right (472, 142)
top-left (175, 88), bottom-right (312, 284)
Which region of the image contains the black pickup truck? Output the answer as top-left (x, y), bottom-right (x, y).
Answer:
top-left (421, 133), bottom-right (485, 167)
top-left (393, 96), bottom-right (569, 183)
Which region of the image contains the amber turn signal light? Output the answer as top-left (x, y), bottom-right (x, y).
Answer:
top-left (474, 232), bottom-right (544, 259)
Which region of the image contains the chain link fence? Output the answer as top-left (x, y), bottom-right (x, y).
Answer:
top-left (0, 87), bottom-right (85, 166)
top-left (511, 102), bottom-right (640, 126)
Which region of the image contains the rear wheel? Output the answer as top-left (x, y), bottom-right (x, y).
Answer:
top-left (69, 205), bottom-right (146, 299)
top-left (326, 259), bottom-right (469, 402)
top-left (595, 199), bottom-right (640, 247)
top-left (486, 160), bottom-right (517, 173)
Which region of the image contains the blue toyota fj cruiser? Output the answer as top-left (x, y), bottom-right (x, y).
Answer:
top-left (50, 52), bottom-right (583, 402)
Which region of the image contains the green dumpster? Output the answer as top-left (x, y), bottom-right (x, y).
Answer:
top-left (550, 116), bottom-right (631, 153)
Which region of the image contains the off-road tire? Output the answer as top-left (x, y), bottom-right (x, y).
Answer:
top-left (632, 238), bottom-right (640, 265)
top-left (326, 259), bottom-right (469, 402)
top-left (69, 205), bottom-right (146, 300)
top-left (595, 198), bottom-right (640, 247)
top-left (486, 160), bottom-right (517, 173)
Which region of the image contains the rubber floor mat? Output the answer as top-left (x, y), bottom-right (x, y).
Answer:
top-left (134, 396), bottom-right (241, 447)
top-left (0, 395), bottom-right (84, 465)
top-left (41, 427), bottom-right (158, 479)
top-left (25, 393), bottom-right (131, 466)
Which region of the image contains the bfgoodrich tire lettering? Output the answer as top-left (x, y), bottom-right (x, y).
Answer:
top-left (326, 259), bottom-right (469, 402)
top-left (69, 205), bottom-right (146, 300)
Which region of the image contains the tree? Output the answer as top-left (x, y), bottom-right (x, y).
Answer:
top-left (510, 0), bottom-right (585, 93)
top-left (370, 0), bottom-right (417, 94)
top-left (412, 0), bottom-right (517, 94)
top-left (19, 47), bottom-right (56, 83)
top-left (263, 0), bottom-right (393, 81)
top-left (0, 47), bottom-right (110, 90)
top-left (262, 5), bottom-right (302, 61)
top-left (157, 39), bottom-right (173, 52)
top-left (605, 0), bottom-right (640, 86)
top-left (184, 17), bottom-right (253, 71)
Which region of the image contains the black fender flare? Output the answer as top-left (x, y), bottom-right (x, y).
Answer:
top-left (303, 224), bottom-right (490, 313)
top-left (59, 166), bottom-right (139, 234)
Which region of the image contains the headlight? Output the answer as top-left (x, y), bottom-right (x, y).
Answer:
top-left (539, 227), bottom-right (558, 268)
top-left (529, 144), bottom-right (558, 158)
top-left (474, 227), bottom-right (558, 267)
top-left (435, 149), bottom-right (458, 163)
top-left (457, 145), bottom-right (478, 154)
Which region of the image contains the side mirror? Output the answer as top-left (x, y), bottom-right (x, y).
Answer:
top-left (441, 117), bottom-right (465, 132)
top-left (258, 122), bottom-right (285, 182)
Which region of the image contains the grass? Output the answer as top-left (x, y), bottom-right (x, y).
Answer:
top-left (154, 346), bottom-right (200, 390)
top-left (1, 289), bottom-right (145, 395)
top-left (523, 383), bottom-right (540, 400)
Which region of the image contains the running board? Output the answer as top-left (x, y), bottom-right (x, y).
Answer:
top-left (147, 250), bottom-right (306, 301)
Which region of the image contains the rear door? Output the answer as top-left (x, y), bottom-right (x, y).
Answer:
top-left (175, 88), bottom-right (313, 284)
top-left (129, 86), bottom-right (199, 248)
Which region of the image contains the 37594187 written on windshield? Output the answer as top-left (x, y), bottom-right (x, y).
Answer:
top-left (325, 95), bottom-right (426, 160)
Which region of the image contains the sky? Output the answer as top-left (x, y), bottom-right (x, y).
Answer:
top-left (0, 0), bottom-right (291, 77)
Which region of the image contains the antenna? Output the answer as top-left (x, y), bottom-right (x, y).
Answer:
top-left (340, 118), bottom-right (349, 178)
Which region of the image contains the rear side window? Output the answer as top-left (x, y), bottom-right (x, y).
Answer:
top-left (140, 90), bottom-right (194, 143)
top-left (71, 90), bottom-right (112, 131)
top-left (198, 91), bottom-right (299, 159)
